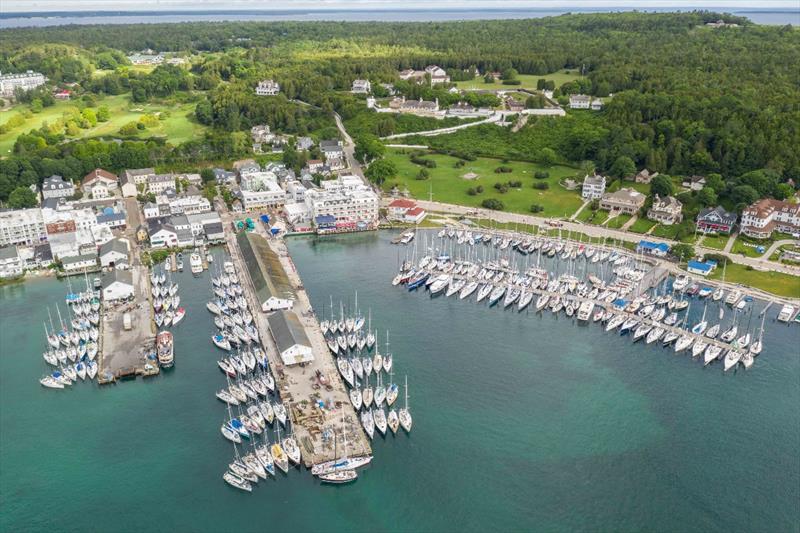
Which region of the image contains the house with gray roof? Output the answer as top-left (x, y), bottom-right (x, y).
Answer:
top-left (41, 175), bottom-right (74, 200)
top-left (99, 238), bottom-right (130, 268)
top-left (267, 310), bottom-right (314, 365)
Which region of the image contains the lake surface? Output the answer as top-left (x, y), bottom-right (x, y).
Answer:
top-left (1, 232), bottom-right (798, 531)
top-left (1, 8), bottom-right (797, 28)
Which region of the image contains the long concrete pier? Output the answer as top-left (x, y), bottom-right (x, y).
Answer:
top-left (224, 227), bottom-right (371, 467)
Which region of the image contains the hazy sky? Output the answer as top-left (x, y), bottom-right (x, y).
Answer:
top-left (4, 0), bottom-right (798, 13)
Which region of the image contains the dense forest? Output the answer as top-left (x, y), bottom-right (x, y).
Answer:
top-left (0, 11), bottom-right (798, 207)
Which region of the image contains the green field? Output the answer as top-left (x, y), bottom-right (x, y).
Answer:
top-left (707, 263), bottom-right (800, 299)
top-left (384, 149), bottom-right (582, 217)
top-left (455, 71), bottom-right (583, 91)
top-left (731, 238), bottom-right (768, 258)
top-left (576, 207), bottom-right (610, 225)
top-left (700, 233), bottom-right (730, 251)
top-left (0, 94), bottom-right (206, 153)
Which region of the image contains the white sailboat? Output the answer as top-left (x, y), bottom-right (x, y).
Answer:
top-left (399, 375), bottom-right (413, 433)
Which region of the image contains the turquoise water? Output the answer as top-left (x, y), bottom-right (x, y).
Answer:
top-left (1, 232), bottom-right (799, 531)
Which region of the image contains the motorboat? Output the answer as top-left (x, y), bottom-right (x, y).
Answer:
top-left (223, 471), bottom-right (252, 492)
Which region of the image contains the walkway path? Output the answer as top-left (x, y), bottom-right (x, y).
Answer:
top-left (759, 239), bottom-right (798, 260)
top-left (380, 112), bottom-right (502, 140)
top-left (620, 214), bottom-right (638, 231)
top-left (723, 232), bottom-right (737, 253)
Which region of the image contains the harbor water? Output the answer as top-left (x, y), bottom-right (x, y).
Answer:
top-left (1, 232), bottom-right (798, 531)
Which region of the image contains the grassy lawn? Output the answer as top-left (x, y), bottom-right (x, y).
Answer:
top-left (0, 94), bottom-right (206, 153)
top-left (455, 71), bottom-right (583, 91)
top-left (700, 233), bottom-right (730, 250)
top-left (606, 213), bottom-right (632, 229)
top-left (731, 238), bottom-right (767, 258)
top-left (629, 217), bottom-right (657, 234)
top-left (384, 149), bottom-right (582, 218)
top-left (707, 263), bottom-right (800, 299)
top-left (576, 208), bottom-right (609, 225)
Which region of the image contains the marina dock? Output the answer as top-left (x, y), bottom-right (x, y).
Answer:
top-left (225, 229), bottom-right (371, 467)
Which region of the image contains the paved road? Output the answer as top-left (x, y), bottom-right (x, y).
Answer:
top-left (333, 111), bottom-right (365, 181)
top-left (401, 198), bottom-right (800, 277)
top-left (758, 239), bottom-right (799, 261)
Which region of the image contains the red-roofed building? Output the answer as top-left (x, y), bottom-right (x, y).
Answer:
top-left (388, 199), bottom-right (417, 221)
top-left (404, 206), bottom-right (427, 224)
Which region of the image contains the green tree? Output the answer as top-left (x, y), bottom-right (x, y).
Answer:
top-left (481, 198), bottom-right (504, 210)
top-left (730, 185), bottom-right (759, 206)
top-left (609, 156), bottom-right (636, 179)
top-left (537, 148), bottom-right (557, 167)
top-left (354, 134), bottom-right (384, 164)
top-left (96, 106), bottom-right (110, 122)
top-left (81, 108), bottom-right (98, 127)
top-left (650, 174), bottom-right (674, 198)
top-left (365, 158), bottom-right (398, 185)
top-left (696, 187), bottom-right (717, 207)
top-left (200, 168), bottom-right (215, 183)
top-left (671, 243), bottom-right (695, 263)
top-left (8, 186), bottom-right (38, 208)
top-left (30, 99), bottom-right (43, 113)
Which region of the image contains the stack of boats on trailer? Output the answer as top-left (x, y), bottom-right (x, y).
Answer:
top-left (39, 283), bottom-right (101, 389)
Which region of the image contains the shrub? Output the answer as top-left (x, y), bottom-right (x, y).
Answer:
top-left (494, 166), bottom-right (513, 174)
top-left (410, 154), bottom-right (437, 168)
top-left (482, 198), bottom-right (504, 210)
top-left (454, 160), bottom-right (466, 168)
top-left (533, 182), bottom-right (550, 190)
top-left (534, 171), bottom-right (550, 179)
top-left (415, 168), bottom-right (430, 180)
top-left (466, 188), bottom-right (477, 196)
top-left (476, 185), bottom-right (484, 193)
top-left (508, 180), bottom-right (522, 188)
top-left (530, 204), bottom-right (544, 213)
top-left (493, 183), bottom-right (509, 193)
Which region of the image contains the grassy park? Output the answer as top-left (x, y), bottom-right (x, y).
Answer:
top-left (707, 262), bottom-right (800, 299)
top-left (383, 149), bottom-right (583, 218)
top-left (0, 94), bottom-right (206, 153)
top-left (454, 71), bottom-right (583, 91)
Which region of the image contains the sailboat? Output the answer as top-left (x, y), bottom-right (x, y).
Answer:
top-left (271, 427), bottom-right (290, 473)
top-left (317, 429), bottom-right (358, 484)
top-left (373, 407), bottom-right (388, 436)
top-left (283, 429), bottom-right (302, 465)
top-left (399, 375), bottom-right (413, 433)
top-left (749, 312), bottom-right (766, 356)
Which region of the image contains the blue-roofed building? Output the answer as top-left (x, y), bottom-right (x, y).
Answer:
top-left (687, 260), bottom-right (713, 276)
top-left (96, 211), bottom-right (127, 229)
top-left (636, 240), bottom-right (670, 257)
top-left (315, 214), bottom-right (336, 231)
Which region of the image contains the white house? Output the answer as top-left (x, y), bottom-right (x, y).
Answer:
top-left (425, 65), bottom-right (450, 84)
top-left (320, 140), bottom-right (344, 160)
top-left (267, 310), bottom-right (314, 365)
top-left (41, 175), bottom-right (74, 200)
top-left (81, 169), bottom-right (118, 198)
top-left (147, 174), bottom-right (176, 195)
top-left (119, 174), bottom-right (138, 198)
top-left (255, 79), bottom-right (280, 96)
top-left (581, 175), bottom-right (606, 200)
top-left (569, 95), bottom-right (591, 109)
top-left (101, 269), bottom-right (134, 301)
top-left (99, 238), bottom-right (130, 268)
top-left (352, 79), bottom-right (371, 93)
top-left (387, 198), bottom-right (417, 220)
top-left (404, 206), bottom-right (427, 224)
top-left (0, 70), bottom-right (45, 98)
top-left (61, 253), bottom-right (98, 273)
top-left (0, 246), bottom-right (23, 278)
top-left (148, 222), bottom-right (178, 248)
